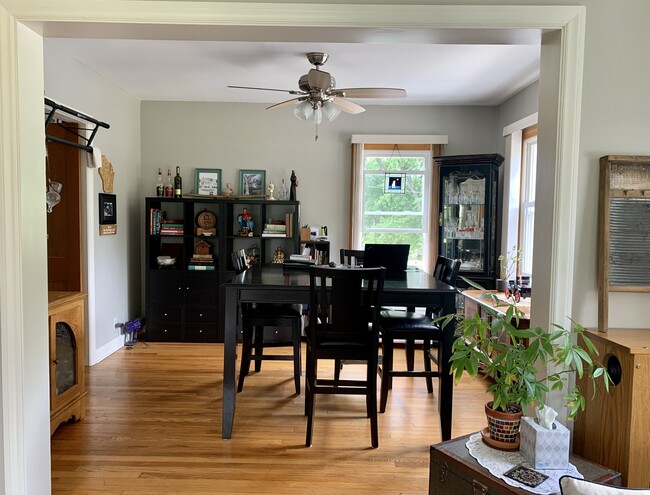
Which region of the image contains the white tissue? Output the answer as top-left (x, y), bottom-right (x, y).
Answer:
top-left (90, 146), bottom-right (102, 168)
top-left (536, 404), bottom-right (558, 429)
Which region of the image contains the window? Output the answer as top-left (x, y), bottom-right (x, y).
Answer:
top-left (519, 127), bottom-right (537, 275)
top-left (361, 150), bottom-right (431, 268)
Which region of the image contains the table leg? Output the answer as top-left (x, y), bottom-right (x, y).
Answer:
top-left (438, 292), bottom-right (456, 441)
top-left (221, 284), bottom-right (238, 439)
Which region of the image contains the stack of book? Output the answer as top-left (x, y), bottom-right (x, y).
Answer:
top-left (262, 222), bottom-right (287, 238)
top-left (188, 254), bottom-right (216, 271)
top-left (160, 220), bottom-right (184, 236)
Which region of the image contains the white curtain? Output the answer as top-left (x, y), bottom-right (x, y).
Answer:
top-left (349, 142), bottom-right (364, 248)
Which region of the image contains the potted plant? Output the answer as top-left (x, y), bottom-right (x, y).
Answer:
top-left (496, 245), bottom-right (521, 292)
top-left (437, 288), bottom-right (612, 449)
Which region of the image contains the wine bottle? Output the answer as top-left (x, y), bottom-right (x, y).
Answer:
top-left (164, 169), bottom-right (173, 197)
top-left (156, 168), bottom-right (164, 197)
top-left (174, 166), bottom-right (182, 198)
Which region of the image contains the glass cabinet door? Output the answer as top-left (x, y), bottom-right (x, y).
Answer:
top-left (436, 154), bottom-right (503, 289)
top-left (441, 170), bottom-right (487, 275)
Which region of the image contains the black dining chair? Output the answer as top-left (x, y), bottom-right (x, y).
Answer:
top-left (305, 265), bottom-right (385, 448)
top-left (378, 256), bottom-right (461, 413)
top-left (233, 250), bottom-right (303, 395)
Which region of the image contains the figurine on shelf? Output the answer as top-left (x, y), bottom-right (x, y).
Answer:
top-left (290, 170), bottom-right (298, 201)
top-left (224, 183), bottom-right (234, 197)
top-left (267, 181), bottom-right (276, 200)
top-left (271, 246), bottom-right (285, 264)
top-left (237, 207), bottom-right (254, 236)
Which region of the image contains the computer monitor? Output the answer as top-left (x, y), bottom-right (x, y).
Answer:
top-left (363, 244), bottom-right (410, 272)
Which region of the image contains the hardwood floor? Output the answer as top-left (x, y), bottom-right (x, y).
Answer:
top-left (51, 343), bottom-right (491, 494)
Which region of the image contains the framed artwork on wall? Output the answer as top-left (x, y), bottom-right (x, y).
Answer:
top-left (194, 168), bottom-right (222, 196)
top-left (98, 193), bottom-right (117, 235)
top-left (239, 169), bottom-right (266, 196)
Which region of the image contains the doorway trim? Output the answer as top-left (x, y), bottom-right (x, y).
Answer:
top-left (0, 3), bottom-right (585, 493)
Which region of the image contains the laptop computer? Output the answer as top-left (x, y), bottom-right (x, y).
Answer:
top-left (363, 244), bottom-right (410, 272)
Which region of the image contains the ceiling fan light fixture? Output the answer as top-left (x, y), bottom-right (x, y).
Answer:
top-left (293, 100), bottom-right (313, 121)
top-left (321, 100), bottom-right (341, 122)
top-left (307, 105), bottom-right (322, 124)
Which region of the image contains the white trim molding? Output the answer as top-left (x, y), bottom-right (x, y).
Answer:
top-left (503, 112), bottom-right (539, 137)
top-left (351, 134), bottom-right (448, 145)
top-left (0, 6), bottom-right (27, 495)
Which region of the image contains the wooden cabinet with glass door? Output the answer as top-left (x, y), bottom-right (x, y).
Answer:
top-left (436, 154), bottom-right (503, 289)
top-left (48, 291), bottom-right (87, 434)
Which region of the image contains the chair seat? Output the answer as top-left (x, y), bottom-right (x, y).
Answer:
top-left (380, 309), bottom-right (434, 330)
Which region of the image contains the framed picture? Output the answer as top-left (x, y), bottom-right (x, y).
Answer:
top-left (385, 173), bottom-right (406, 194)
top-left (99, 193), bottom-right (117, 224)
top-left (194, 168), bottom-right (222, 196)
top-left (239, 169), bottom-right (266, 196)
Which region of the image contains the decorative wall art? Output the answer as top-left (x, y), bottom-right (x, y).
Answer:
top-left (239, 170), bottom-right (266, 196)
top-left (98, 193), bottom-right (117, 235)
top-left (194, 168), bottom-right (222, 196)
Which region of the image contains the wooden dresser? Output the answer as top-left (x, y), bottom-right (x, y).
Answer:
top-left (48, 291), bottom-right (87, 434)
top-left (573, 328), bottom-right (650, 488)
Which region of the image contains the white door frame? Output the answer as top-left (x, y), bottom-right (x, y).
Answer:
top-left (0, 3), bottom-right (585, 493)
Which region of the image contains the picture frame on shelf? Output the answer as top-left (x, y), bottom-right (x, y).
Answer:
top-left (194, 168), bottom-right (222, 196)
top-left (239, 169), bottom-right (266, 196)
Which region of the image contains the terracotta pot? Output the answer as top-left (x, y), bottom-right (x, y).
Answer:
top-left (485, 402), bottom-right (523, 444)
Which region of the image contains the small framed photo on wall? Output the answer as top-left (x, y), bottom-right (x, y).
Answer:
top-left (239, 169), bottom-right (266, 196)
top-left (98, 193), bottom-right (117, 235)
top-left (194, 168), bottom-right (222, 196)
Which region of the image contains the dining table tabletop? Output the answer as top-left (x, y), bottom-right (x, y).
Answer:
top-left (219, 263), bottom-right (458, 441)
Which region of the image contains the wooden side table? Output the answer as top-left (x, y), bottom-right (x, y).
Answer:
top-left (430, 433), bottom-right (621, 495)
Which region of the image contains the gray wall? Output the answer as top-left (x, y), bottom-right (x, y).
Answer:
top-left (44, 42), bottom-right (142, 360)
top-left (141, 102), bottom-right (498, 256)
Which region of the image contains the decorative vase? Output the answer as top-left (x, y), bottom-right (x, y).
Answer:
top-left (482, 402), bottom-right (522, 450)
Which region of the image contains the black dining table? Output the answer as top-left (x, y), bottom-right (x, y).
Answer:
top-left (219, 263), bottom-right (458, 440)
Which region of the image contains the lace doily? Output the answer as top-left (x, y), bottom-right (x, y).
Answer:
top-left (465, 433), bottom-right (583, 494)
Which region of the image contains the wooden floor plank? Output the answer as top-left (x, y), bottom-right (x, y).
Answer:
top-left (51, 343), bottom-right (490, 494)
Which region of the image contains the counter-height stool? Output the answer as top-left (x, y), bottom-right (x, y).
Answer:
top-left (305, 265), bottom-right (385, 448)
top-left (233, 251), bottom-right (303, 395)
top-left (378, 256), bottom-right (460, 412)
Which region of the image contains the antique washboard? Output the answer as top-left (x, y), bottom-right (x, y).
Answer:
top-left (598, 155), bottom-right (650, 331)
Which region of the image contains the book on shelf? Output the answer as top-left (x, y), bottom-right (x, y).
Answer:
top-left (289, 254), bottom-right (311, 261)
top-left (188, 264), bottom-right (216, 271)
top-left (263, 224), bottom-right (286, 231)
top-left (261, 232), bottom-right (287, 238)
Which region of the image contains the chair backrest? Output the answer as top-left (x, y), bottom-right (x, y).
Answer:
top-left (340, 249), bottom-right (365, 267)
top-left (433, 256), bottom-right (461, 286)
top-left (231, 249), bottom-right (248, 274)
top-left (308, 266), bottom-right (385, 345)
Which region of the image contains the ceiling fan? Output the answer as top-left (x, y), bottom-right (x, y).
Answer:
top-left (228, 52), bottom-right (406, 139)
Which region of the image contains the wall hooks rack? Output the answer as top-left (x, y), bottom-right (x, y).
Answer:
top-left (44, 97), bottom-right (110, 152)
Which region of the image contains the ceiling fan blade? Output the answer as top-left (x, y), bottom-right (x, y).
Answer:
top-left (266, 97), bottom-right (302, 110)
top-left (331, 97), bottom-right (366, 115)
top-left (307, 69), bottom-right (332, 91)
top-left (333, 88), bottom-right (407, 99)
top-left (228, 85), bottom-right (302, 95)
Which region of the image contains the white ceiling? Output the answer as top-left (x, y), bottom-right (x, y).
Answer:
top-left (44, 29), bottom-right (541, 107)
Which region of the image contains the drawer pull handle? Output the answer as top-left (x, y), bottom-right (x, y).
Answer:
top-left (199, 313), bottom-right (203, 317)
top-left (472, 480), bottom-right (488, 495)
top-left (440, 461), bottom-right (448, 482)
top-left (163, 329), bottom-right (168, 333)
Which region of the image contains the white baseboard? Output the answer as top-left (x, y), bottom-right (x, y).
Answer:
top-left (88, 334), bottom-right (124, 366)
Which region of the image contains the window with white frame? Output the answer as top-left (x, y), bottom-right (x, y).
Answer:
top-left (519, 128), bottom-right (537, 275)
top-left (361, 149), bottom-right (431, 268)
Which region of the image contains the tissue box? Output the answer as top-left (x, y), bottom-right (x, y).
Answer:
top-left (520, 416), bottom-right (570, 469)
